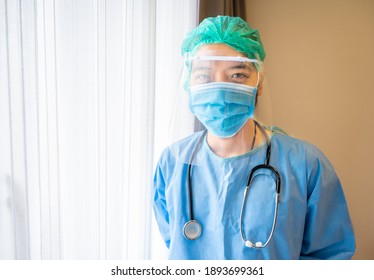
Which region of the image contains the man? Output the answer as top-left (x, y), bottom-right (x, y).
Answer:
top-left (153, 15), bottom-right (355, 259)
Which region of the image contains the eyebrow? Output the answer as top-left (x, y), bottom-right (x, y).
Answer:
top-left (228, 63), bottom-right (254, 71)
top-left (191, 66), bottom-right (212, 73)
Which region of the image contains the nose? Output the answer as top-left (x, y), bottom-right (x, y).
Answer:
top-left (212, 71), bottom-right (228, 83)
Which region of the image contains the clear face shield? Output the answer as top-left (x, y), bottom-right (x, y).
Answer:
top-left (183, 50), bottom-right (272, 128)
top-left (167, 47), bottom-right (273, 164)
top-left (161, 43), bottom-right (271, 150)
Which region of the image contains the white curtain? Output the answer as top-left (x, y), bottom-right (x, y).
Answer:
top-left (0, 0), bottom-right (198, 260)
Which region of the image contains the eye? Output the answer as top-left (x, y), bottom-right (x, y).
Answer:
top-left (192, 72), bottom-right (211, 84)
top-left (230, 72), bottom-right (249, 83)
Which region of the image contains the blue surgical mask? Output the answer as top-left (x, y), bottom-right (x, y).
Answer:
top-left (189, 82), bottom-right (257, 138)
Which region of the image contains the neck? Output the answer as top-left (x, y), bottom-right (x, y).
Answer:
top-left (207, 119), bottom-right (259, 158)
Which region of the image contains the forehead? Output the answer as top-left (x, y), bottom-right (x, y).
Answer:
top-left (195, 43), bottom-right (247, 58)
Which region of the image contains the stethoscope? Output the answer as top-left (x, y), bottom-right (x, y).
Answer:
top-left (183, 120), bottom-right (281, 249)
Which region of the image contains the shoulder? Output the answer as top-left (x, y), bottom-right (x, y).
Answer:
top-left (270, 128), bottom-right (328, 163)
top-left (157, 131), bottom-right (205, 167)
top-left (270, 128), bottom-right (339, 193)
top-left (269, 127), bottom-right (336, 178)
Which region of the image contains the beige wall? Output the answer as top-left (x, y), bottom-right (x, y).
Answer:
top-left (247, 0), bottom-right (374, 259)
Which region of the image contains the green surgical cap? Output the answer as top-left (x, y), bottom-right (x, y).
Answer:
top-left (181, 15), bottom-right (266, 61)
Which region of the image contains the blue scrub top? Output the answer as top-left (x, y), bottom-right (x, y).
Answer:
top-left (153, 129), bottom-right (355, 259)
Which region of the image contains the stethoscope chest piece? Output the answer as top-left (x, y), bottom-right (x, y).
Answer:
top-left (183, 220), bottom-right (202, 240)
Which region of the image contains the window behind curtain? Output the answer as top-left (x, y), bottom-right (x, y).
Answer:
top-left (0, 0), bottom-right (197, 260)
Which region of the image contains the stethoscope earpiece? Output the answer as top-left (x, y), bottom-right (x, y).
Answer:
top-left (245, 240), bottom-right (263, 248)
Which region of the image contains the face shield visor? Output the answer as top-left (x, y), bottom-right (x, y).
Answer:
top-left (166, 49), bottom-right (273, 166)
top-left (183, 50), bottom-right (272, 128)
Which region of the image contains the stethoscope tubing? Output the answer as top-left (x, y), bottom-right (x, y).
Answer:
top-left (240, 165), bottom-right (281, 248)
top-left (184, 130), bottom-right (207, 240)
top-left (186, 130), bottom-right (207, 222)
top-left (184, 121), bottom-right (281, 247)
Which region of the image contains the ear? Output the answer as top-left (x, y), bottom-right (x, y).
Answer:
top-left (257, 81), bottom-right (263, 96)
top-left (256, 72), bottom-right (264, 96)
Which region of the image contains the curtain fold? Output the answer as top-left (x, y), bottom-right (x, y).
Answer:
top-left (1, 0), bottom-right (156, 260)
